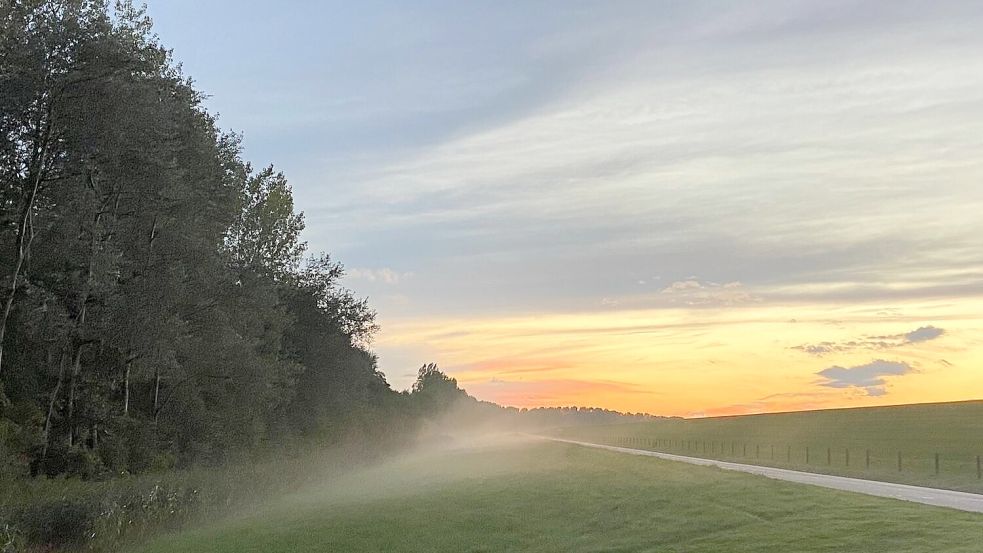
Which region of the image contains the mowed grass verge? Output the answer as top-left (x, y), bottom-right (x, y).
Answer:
top-left (555, 400), bottom-right (983, 494)
top-left (130, 438), bottom-right (983, 553)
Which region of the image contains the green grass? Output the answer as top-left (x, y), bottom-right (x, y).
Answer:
top-left (553, 400), bottom-right (983, 494)
top-left (130, 437), bottom-right (983, 553)
top-left (0, 443), bottom-right (392, 551)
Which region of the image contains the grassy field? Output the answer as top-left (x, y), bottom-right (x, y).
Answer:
top-left (553, 400), bottom-right (983, 493)
top-left (129, 437), bottom-right (983, 553)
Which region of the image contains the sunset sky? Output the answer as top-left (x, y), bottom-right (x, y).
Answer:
top-left (149, 1), bottom-right (983, 416)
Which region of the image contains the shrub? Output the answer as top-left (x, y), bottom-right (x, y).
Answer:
top-left (18, 500), bottom-right (96, 549)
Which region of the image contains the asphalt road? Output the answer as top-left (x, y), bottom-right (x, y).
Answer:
top-left (547, 437), bottom-right (983, 514)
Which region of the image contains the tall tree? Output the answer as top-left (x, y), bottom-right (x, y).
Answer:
top-left (0, 0), bottom-right (440, 481)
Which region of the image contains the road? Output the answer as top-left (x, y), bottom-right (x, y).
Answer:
top-left (546, 437), bottom-right (983, 514)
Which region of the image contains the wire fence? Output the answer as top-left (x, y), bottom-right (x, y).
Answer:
top-left (611, 436), bottom-right (983, 481)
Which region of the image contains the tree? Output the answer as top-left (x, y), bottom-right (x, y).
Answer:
top-left (226, 165), bottom-right (306, 280)
top-left (410, 363), bottom-right (468, 416)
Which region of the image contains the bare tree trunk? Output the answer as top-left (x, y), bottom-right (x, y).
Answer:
top-left (66, 342), bottom-right (84, 447)
top-left (65, 179), bottom-right (107, 446)
top-left (0, 105), bottom-right (53, 380)
top-left (123, 360), bottom-right (130, 416)
top-left (144, 214), bottom-right (158, 273)
top-left (153, 366), bottom-right (161, 423)
top-left (40, 350), bottom-right (68, 466)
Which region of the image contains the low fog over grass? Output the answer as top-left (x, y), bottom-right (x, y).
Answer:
top-left (132, 437), bottom-right (983, 553)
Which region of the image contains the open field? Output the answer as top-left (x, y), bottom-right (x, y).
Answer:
top-left (552, 400), bottom-right (983, 494)
top-left (130, 437), bottom-right (983, 553)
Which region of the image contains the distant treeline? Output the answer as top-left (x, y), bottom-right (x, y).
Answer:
top-left (0, 1), bottom-right (648, 483)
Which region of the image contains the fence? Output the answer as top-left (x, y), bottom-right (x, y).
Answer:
top-left (611, 436), bottom-right (983, 481)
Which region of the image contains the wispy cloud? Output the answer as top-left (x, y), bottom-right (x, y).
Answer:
top-left (467, 377), bottom-right (658, 408)
top-left (815, 360), bottom-right (913, 396)
top-left (346, 267), bottom-right (413, 285)
top-left (793, 325), bottom-right (946, 356)
top-left (659, 279), bottom-right (760, 306)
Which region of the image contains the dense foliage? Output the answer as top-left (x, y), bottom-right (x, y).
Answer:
top-left (0, 0), bottom-right (408, 481)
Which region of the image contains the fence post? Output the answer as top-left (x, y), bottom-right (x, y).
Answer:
top-left (827, 447), bottom-right (831, 465)
top-left (977, 455), bottom-right (981, 479)
top-left (743, 443), bottom-right (747, 456)
top-left (866, 449), bottom-right (870, 469)
top-left (771, 445), bottom-right (775, 460)
top-left (756, 444), bottom-right (760, 458)
top-left (845, 448), bottom-right (849, 467)
top-left (787, 445), bottom-right (791, 462)
top-left (898, 451), bottom-right (902, 472)
top-left (935, 452), bottom-right (940, 475)
top-left (806, 446), bottom-right (810, 464)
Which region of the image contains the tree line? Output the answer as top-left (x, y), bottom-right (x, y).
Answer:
top-left (0, 1), bottom-right (651, 482)
top-left (0, 0), bottom-right (417, 479)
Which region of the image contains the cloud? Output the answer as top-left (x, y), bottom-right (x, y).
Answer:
top-left (815, 359), bottom-right (913, 396)
top-left (793, 325), bottom-right (946, 356)
top-left (465, 377), bottom-right (658, 408)
top-left (904, 325), bottom-right (945, 343)
top-left (346, 267), bottom-right (413, 285)
top-left (659, 279), bottom-right (760, 306)
top-left (793, 342), bottom-right (837, 356)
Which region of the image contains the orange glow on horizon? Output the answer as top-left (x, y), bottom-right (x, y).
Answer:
top-left (376, 296), bottom-right (983, 417)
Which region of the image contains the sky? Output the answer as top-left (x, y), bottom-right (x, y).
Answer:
top-left (147, 1), bottom-right (983, 417)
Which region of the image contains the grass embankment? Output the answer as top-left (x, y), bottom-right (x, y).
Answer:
top-left (0, 443), bottom-right (389, 552)
top-left (131, 437), bottom-right (983, 553)
top-left (553, 400), bottom-right (983, 493)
